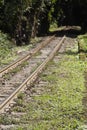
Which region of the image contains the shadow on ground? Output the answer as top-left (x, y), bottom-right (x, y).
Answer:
top-left (40, 26), bottom-right (83, 39)
top-left (58, 50), bottom-right (78, 56)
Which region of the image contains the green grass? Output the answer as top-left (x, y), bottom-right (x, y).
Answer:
top-left (78, 34), bottom-right (87, 60)
top-left (78, 34), bottom-right (87, 52)
top-left (2, 61), bottom-right (28, 80)
top-left (8, 41), bottom-right (87, 130)
top-left (0, 31), bottom-right (42, 66)
top-left (0, 31), bottom-right (14, 64)
top-left (1, 39), bottom-right (87, 130)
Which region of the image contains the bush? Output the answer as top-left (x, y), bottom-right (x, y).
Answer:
top-left (78, 34), bottom-right (87, 51)
top-left (78, 34), bottom-right (87, 60)
top-left (0, 31), bottom-right (14, 64)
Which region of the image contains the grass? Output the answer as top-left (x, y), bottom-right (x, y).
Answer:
top-left (78, 38), bottom-right (87, 52)
top-left (78, 34), bottom-right (87, 60)
top-left (0, 31), bottom-right (42, 66)
top-left (1, 38), bottom-right (87, 130)
top-left (5, 40), bottom-right (86, 130)
top-left (0, 31), bottom-right (14, 65)
top-left (0, 114), bottom-right (19, 125)
top-left (2, 61), bottom-right (28, 80)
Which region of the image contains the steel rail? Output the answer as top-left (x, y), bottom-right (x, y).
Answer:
top-left (0, 35), bottom-right (55, 77)
top-left (0, 36), bottom-right (65, 113)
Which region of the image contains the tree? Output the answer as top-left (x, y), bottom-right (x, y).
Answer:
top-left (1, 0), bottom-right (87, 46)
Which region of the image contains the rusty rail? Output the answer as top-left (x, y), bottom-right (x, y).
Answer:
top-left (0, 36), bottom-right (65, 113)
top-left (0, 35), bottom-right (55, 77)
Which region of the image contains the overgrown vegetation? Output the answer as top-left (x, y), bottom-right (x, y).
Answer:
top-left (1, 0), bottom-right (87, 129)
top-left (1, 40), bottom-right (87, 130)
top-left (0, 30), bottom-right (42, 66)
top-left (0, 31), bottom-right (15, 65)
top-left (0, 0), bottom-right (87, 46)
top-left (78, 34), bottom-right (87, 60)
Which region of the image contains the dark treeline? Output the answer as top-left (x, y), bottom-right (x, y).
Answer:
top-left (0, 0), bottom-right (87, 45)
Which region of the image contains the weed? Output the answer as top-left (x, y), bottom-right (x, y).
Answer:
top-left (17, 93), bottom-right (25, 100)
top-left (2, 38), bottom-right (87, 130)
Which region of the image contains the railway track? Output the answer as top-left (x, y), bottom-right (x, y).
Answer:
top-left (0, 36), bottom-right (65, 113)
top-left (0, 35), bottom-right (55, 77)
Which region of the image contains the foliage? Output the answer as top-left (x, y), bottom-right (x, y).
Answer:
top-left (78, 35), bottom-right (87, 53)
top-left (0, 0), bottom-right (58, 45)
top-left (3, 38), bottom-right (86, 130)
top-left (0, 31), bottom-right (14, 64)
top-left (78, 34), bottom-right (87, 60)
top-left (0, 0), bottom-right (87, 45)
top-left (0, 1), bottom-right (41, 45)
top-left (49, 20), bottom-right (58, 32)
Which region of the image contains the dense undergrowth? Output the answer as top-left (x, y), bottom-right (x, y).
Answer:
top-left (78, 34), bottom-right (87, 60)
top-left (0, 31), bottom-right (15, 65)
top-left (0, 31), bottom-right (41, 66)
